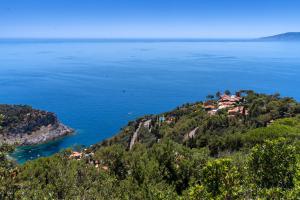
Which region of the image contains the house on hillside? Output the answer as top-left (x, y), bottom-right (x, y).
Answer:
top-left (166, 116), bottom-right (176, 124)
top-left (159, 116), bottom-right (165, 123)
top-left (203, 100), bottom-right (217, 110)
top-left (208, 109), bottom-right (218, 115)
top-left (203, 92), bottom-right (247, 117)
top-left (228, 106), bottom-right (248, 117)
top-left (69, 152), bottom-right (82, 160)
top-left (204, 104), bottom-right (216, 111)
top-left (218, 94), bottom-right (242, 109)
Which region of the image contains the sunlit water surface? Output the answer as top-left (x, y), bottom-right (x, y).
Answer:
top-left (0, 40), bottom-right (299, 163)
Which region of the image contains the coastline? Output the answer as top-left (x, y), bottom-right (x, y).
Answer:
top-left (0, 104), bottom-right (74, 147)
top-left (0, 123), bottom-right (74, 146)
top-left (9, 133), bottom-right (75, 164)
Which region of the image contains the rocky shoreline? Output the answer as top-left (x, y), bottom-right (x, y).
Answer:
top-left (0, 123), bottom-right (73, 145)
top-left (0, 104), bottom-right (74, 146)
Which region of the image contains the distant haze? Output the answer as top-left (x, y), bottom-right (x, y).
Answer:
top-left (0, 0), bottom-right (300, 38)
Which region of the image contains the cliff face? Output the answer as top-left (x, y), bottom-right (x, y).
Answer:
top-left (0, 105), bottom-right (73, 145)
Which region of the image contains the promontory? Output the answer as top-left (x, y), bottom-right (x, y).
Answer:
top-left (0, 104), bottom-right (73, 145)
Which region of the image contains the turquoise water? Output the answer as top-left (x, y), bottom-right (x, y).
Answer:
top-left (0, 40), bottom-right (300, 163)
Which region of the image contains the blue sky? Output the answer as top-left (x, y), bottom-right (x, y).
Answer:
top-left (0, 0), bottom-right (299, 38)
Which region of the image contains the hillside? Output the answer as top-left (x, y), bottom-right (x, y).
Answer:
top-left (0, 105), bottom-right (73, 145)
top-left (259, 32), bottom-right (300, 41)
top-left (1, 90), bottom-right (300, 199)
top-left (94, 90), bottom-right (300, 154)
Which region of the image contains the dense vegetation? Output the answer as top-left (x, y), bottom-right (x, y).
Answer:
top-left (1, 91), bottom-right (300, 199)
top-left (0, 104), bottom-right (73, 146)
top-left (0, 105), bottom-right (57, 138)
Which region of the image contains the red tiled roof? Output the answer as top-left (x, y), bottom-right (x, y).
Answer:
top-left (220, 95), bottom-right (231, 101)
top-left (204, 101), bottom-right (214, 106)
top-left (228, 106), bottom-right (245, 115)
top-left (219, 101), bottom-right (235, 105)
top-left (220, 95), bottom-right (241, 103)
top-left (204, 105), bottom-right (216, 110)
top-left (70, 152), bottom-right (82, 159)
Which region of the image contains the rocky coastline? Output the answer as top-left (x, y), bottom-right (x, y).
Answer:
top-left (0, 104), bottom-right (73, 146)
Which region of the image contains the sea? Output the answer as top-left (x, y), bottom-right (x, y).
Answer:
top-left (0, 39), bottom-right (299, 163)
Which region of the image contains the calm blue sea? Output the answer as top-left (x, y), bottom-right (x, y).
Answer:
top-left (0, 39), bottom-right (300, 163)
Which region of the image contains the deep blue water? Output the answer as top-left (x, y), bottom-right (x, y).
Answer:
top-left (0, 40), bottom-right (300, 163)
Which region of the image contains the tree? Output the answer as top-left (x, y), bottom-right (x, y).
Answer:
top-left (0, 144), bottom-right (18, 200)
top-left (215, 91), bottom-right (221, 99)
top-left (0, 114), bottom-right (4, 129)
top-left (224, 90), bottom-right (231, 95)
top-left (94, 144), bottom-right (128, 180)
top-left (187, 158), bottom-right (242, 199)
top-left (206, 94), bottom-right (215, 100)
top-left (248, 138), bottom-right (297, 189)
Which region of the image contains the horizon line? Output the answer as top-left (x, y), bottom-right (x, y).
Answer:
top-left (0, 37), bottom-right (258, 43)
top-left (0, 37), bottom-right (255, 39)
top-left (0, 32), bottom-right (295, 40)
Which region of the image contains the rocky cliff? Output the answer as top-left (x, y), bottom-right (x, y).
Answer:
top-left (0, 105), bottom-right (73, 145)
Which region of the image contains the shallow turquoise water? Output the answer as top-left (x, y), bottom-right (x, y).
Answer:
top-left (0, 40), bottom-right (299, 163)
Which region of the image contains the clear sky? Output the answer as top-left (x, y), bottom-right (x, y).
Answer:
top-left (0, 0), bottom-right (299, 38)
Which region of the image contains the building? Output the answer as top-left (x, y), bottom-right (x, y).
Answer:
top-left (204, 104), bottom-right (216, 111)
top-left (69, 152), bottom-right (82, 160)
top-left (228, 106), bottom-right (248, 116)
top-left (208, 109), bottom-right (218, 115)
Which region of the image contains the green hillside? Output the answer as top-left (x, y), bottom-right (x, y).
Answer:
top-left (1, 90), bottom-right (300, 199)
